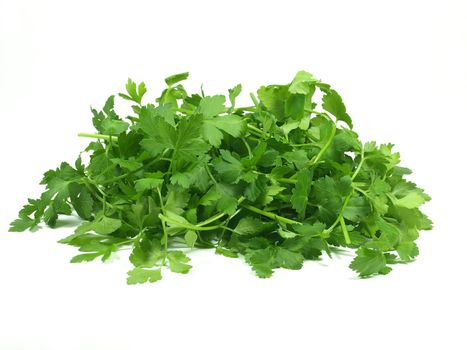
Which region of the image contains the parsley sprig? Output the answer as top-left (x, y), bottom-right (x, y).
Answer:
top-left (9, 71), bottom-right (432, 283)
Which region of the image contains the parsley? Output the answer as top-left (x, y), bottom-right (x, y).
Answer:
top-left (9, 71), bottom-right (432, 283)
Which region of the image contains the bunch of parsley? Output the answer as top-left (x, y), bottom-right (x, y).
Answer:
top-left (9, 71), bottom-right (432, 283)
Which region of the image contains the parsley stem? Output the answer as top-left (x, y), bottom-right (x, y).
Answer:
top-left (78, 133), bottom-right (118, 142)
top-left (156, 187), bottom-right (169, 265)
top-left (352, 185), bottom-right (370, 199)
top-left (249, 93), bottom-right (259, 107)
top-left (323, 146), bottom-right (365, 242)
top-left (309, 121), bottom-right (336, 166)
top-left (241, 138), bottom-right (252, 158)
top-left (198, 197), bottom-right (245, 227)
top-left (241, 203), bottom-right (301, 225)
top-left (339, 216), bottom-right (351, 245)
top-left (216, 208), bottom-right (242, 247)
top-left (82, 178), bottom-right (114, 209)
top-left (326, 192), bottom-right (352, 234)
top-left (253, 171), bottom-right (297, 184)
top-left (205, 165), bottom-right (218, 185)
top-left (234, 106), bottom-right (256, 113)
top-left (277, 177), bottom-right (297, 184)
top-left (159, 214), bottom-right (222, 231)
top-left (288, 119), bottom-right (337, 181)
top-left (247, 124), bottom-right (269, 138)
top-left (351, 147), bottom-right (365, 181)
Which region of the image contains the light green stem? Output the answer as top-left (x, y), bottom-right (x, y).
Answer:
top-left (289, 119), bottom-right (337, 180)
top-left (309, 121), bottom-right (336, 166)
top-left (241, 203), bottom-right (301, 225)
top-left (351, 147), bottom-right (365, 181)
top-left (197, 197), bottom-right (245, 227)
top-left (157, 187), bottom-right (169, 265)
top-left (339, 216), bottom-right (351, 245)
top-left (247, 124), bottom-right (269, 138)
top-left (78, 133), bottom-right (118, 142)
top-left (277, 177), bottom-right (297, 184)
top-left (159, 214), bottom-right (223, 231)
top-left (326, 192), bottom-right (352, 234)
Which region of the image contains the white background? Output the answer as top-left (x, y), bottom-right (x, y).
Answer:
top-left (1, 1), bottom-right (466, 349)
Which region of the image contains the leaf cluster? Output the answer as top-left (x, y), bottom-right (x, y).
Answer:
top-left (9, 71), bottom-right (432, 283)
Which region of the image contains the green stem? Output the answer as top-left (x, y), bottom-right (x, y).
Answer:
top-left (253, 171), bottom-right (297, 184)
top-left (159, 214), bottom-right (223, 231)
top-left (198, 197), bottom-right (245, 227)
top-left (309, 121), bottom-right (336, 166)
top-left (78, 133), bottom-right (118, 142)
top-left (351, 147), bottom-right (365, 181)
top-left (82, 178), bottom-right (113, 209)
top-left (156, 187), bottom-right (169, 265)
top-left (241, 203), bottom-right (301, 225)
top-left (322, 146), bottom-right (365, 243)
top-left (288, 119), bottom-right (337, 181)
top-left (249, 93), bottom-right (259, 107)
top-left (247, 124), bottom-right (269, 138)
top-left (339, 216), bottom-right (351, 245)
top-left (234, 106), bottom-right (256, 113)
top-left (219, 225), bottom-right (240, 234)
top-left (352, 185), bottom-right (371, 199)
top-left (277, 177), bottom-right (297, 184)
top-left (241, 138), bottom-right (253, 158)
top-left (217, 208), bottom-right (242, 247)
top-left (326, 192), bottom-right (352, 233)
top-left (245, 127), bottom-right (263, 138)
top-left (205, 165), bottom-right (218, 185)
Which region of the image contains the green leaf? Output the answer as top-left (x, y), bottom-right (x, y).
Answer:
top-left (350, 248), bottom-right (388, 277)
top-left (397, 241), bottom-right (419, 261)
top-left (202, 114), bottom-right (245, 147)
top-left (199, 95), bottom-right (226, 117)
top-left (184, 230), bottom-right (198, 248)
top-left (101, 119), bottom-right (129, 135)
top-left (9, 217), bottom-right (37, 232)
top-left (245, 247), bottom-right (275, 278)
top-left (134, 178), bottom-right (164, 192)
top-left (213, 150), bottom-right (243, 183)
top-left (291, 168), bottom-right (313, 219)
top-left (129, 236), bottom-right (162, 267)
top-left (90, 216), bottom-right (122, 235)
top-left (322, 89), bottom-right (353, 128)
top-left (274, 247), bottom-right (304, 270)
top-left (234, 216), bottom-right (266, 235)
top-left (257, 85), bottom-right (288, 121)
top-left (127, 268), bottom-right (162, 284)
top-left (282, 150), bottom-right (309, 169)
top-left (288, 70), bottom-right (316, 95)
top-left (343, 195), bottom-right (371, 222)
top-left (228, 84), bottom-right (242, 108)
top-left (215, 183), bottom-right (239, 215)
top-left (389, 186), bottom-right (431, 209)
top-left (167, 251), bottom-right (192, 274)
top-left (312, 176), bottom-right (352, 224)
top-left (70, 253), bottom-right (102, 263)
top-left (69, 183), bottom-right (94, 220)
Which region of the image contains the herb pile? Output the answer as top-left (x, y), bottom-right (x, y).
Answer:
top-left (9, 71), bottom-right (432, 283)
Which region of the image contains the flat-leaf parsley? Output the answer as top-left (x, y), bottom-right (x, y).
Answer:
top-left (9, 71), bottom-right (432, 283)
